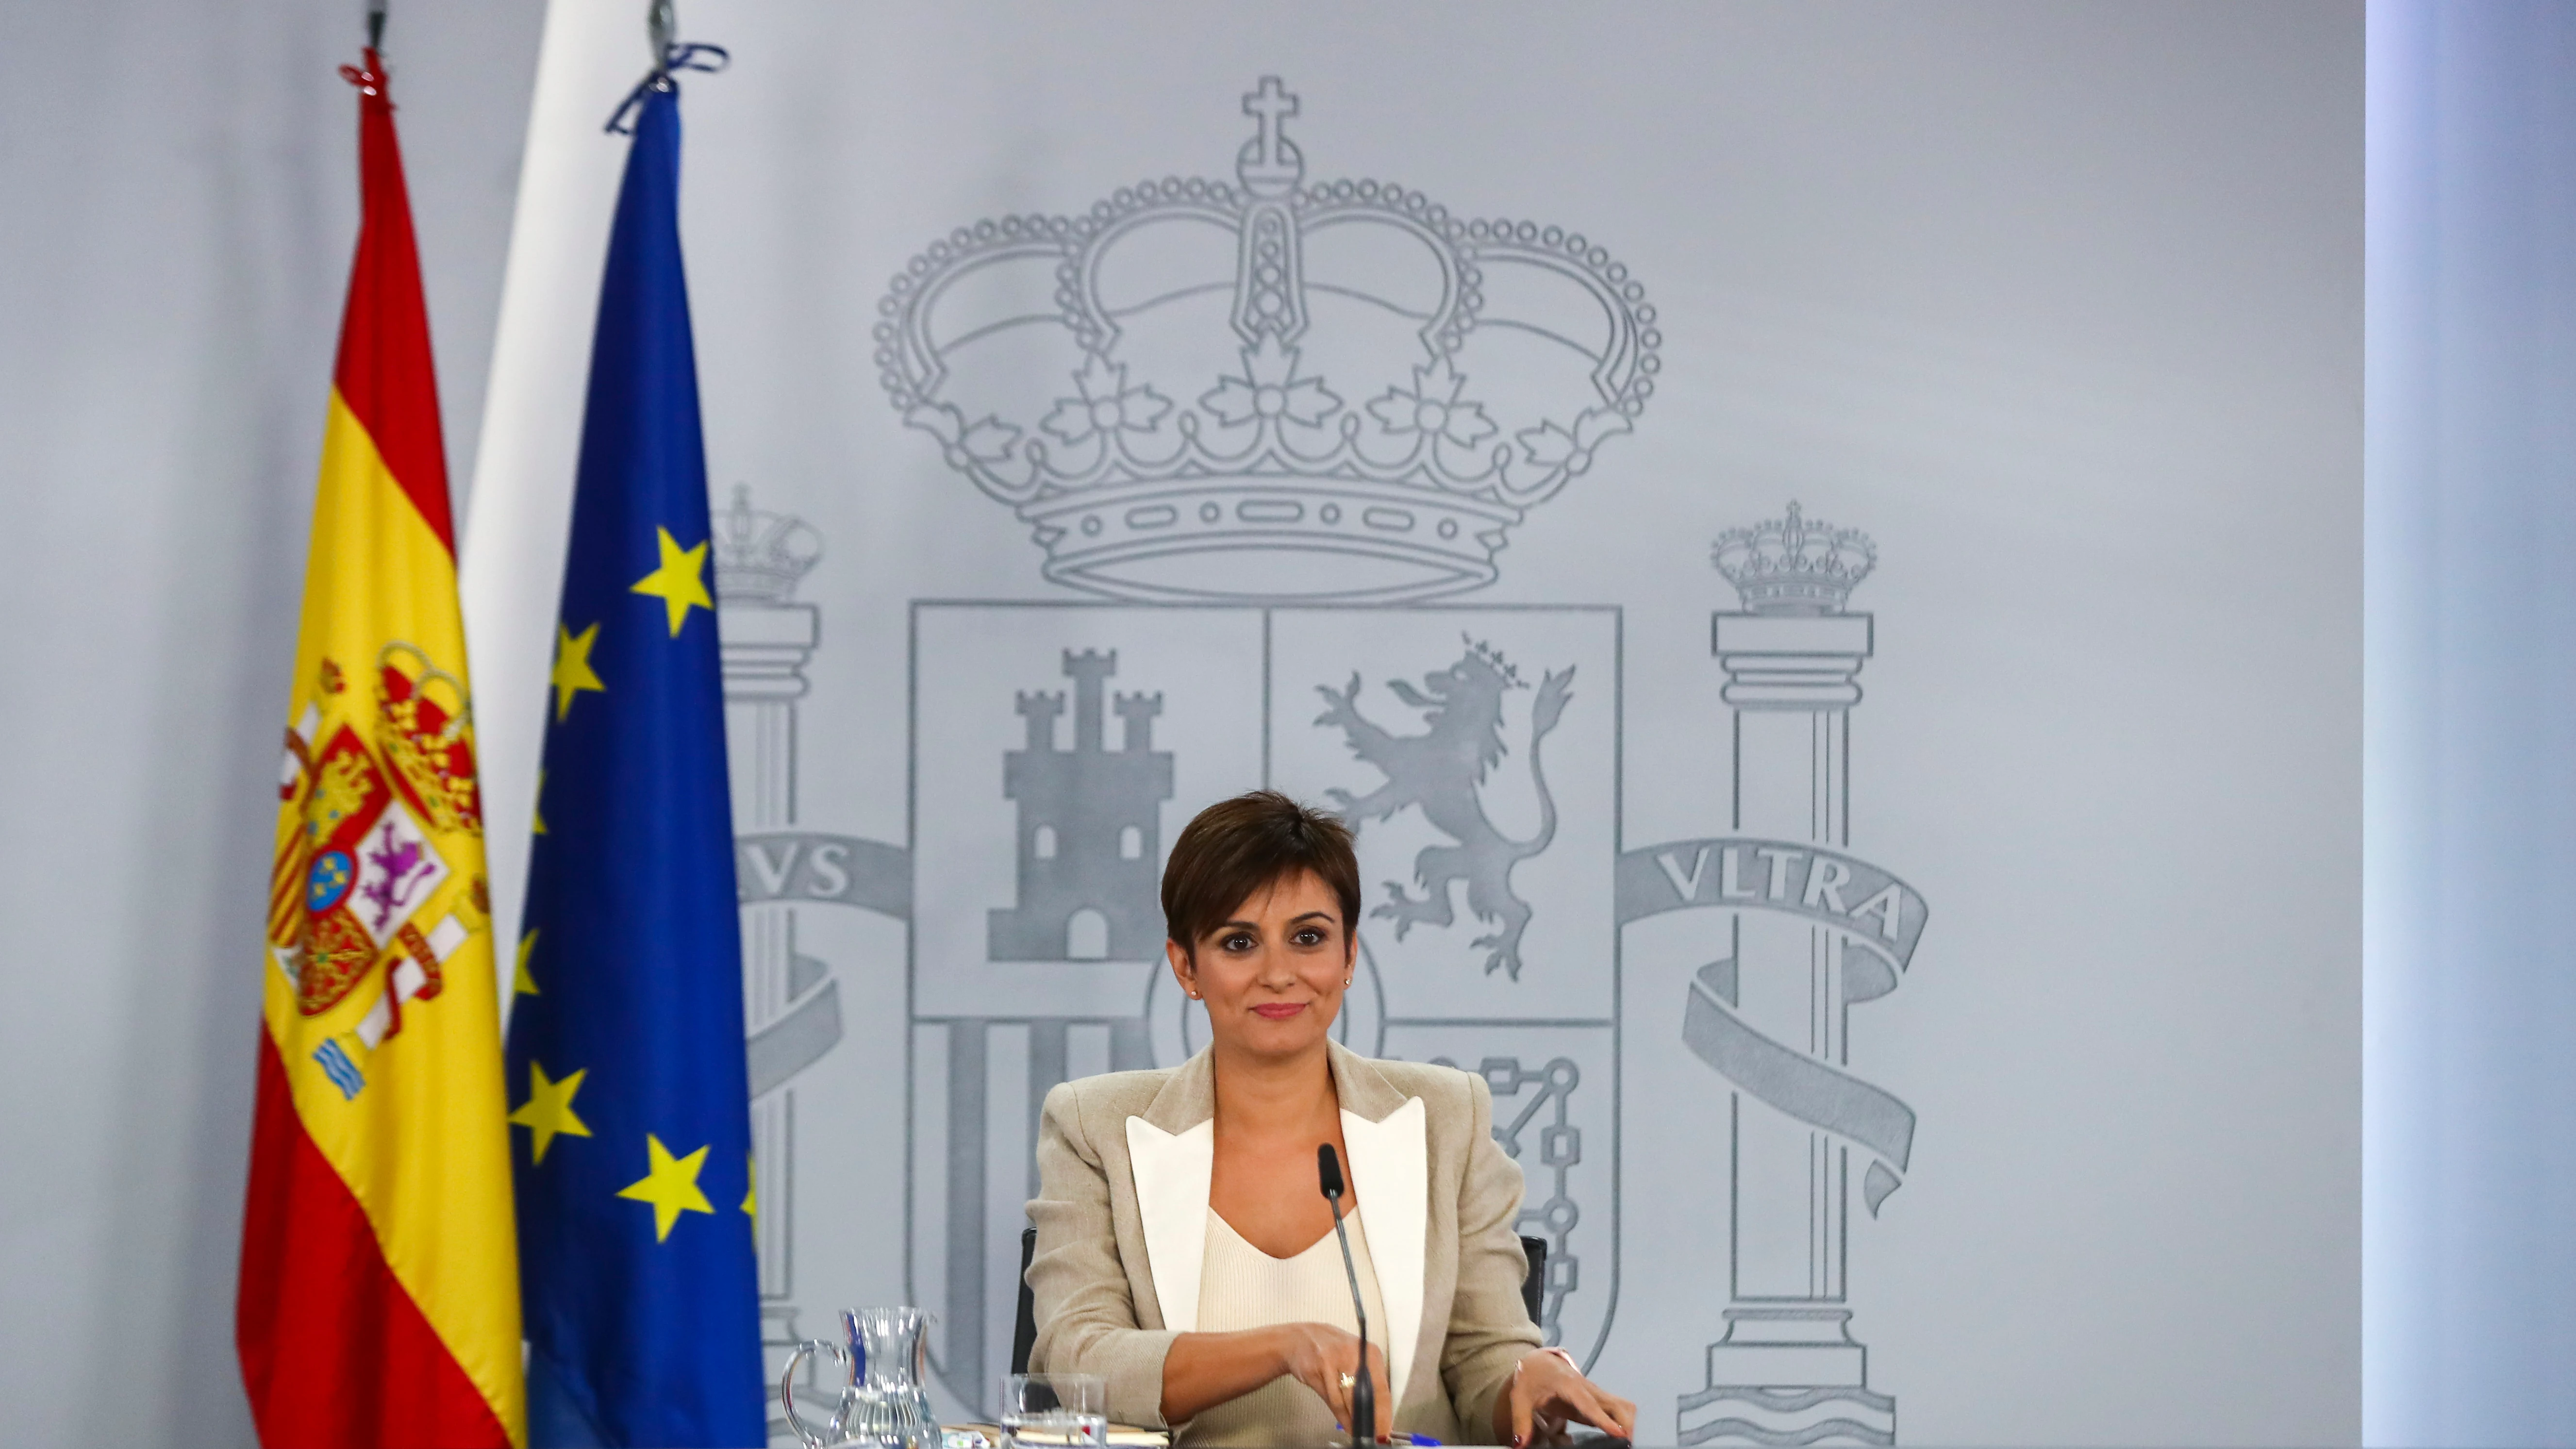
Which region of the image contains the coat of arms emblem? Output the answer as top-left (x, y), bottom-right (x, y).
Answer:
top-left (269, 643), bottom-right (487, 1098)
top-left (721, 78), bottom-right (1930, 1448)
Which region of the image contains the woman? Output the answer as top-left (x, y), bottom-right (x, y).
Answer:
top-left (1027, 791), bottom-right (1637, 1447)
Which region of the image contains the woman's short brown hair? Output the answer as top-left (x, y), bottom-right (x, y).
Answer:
top-left (1162, 791), bottom-right (1362, 954)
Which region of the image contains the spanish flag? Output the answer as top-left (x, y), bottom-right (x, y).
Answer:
top-left (236, 50), bottom-right (525, 1449)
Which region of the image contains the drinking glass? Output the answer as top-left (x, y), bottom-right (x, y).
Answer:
top-left (1000, 1372), bottom-right (1106, 1449)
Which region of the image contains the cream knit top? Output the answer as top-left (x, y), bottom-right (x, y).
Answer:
top-left (1182, 1205), bottom-right (1392, 1447)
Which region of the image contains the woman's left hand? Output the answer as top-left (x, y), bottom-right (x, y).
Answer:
top-left (1496, 1348), bottom-right (1637, 1449)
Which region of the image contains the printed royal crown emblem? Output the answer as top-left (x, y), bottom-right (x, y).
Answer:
top-left (372, 643), bottom-right (481, 833)
top-left (714, 485), bottom-right (824, 604)
top-left (1712, 501), bottom-right (1878, 615)
top-left (875, 77), bottom-right (1659, 603)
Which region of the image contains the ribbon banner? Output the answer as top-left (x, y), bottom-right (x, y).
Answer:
top-left (733, 833), bottom-right (912, 917)
top-left (1618, 838), bottom-right (1928, 1213)
top-left (731, 834), bottom-right (909, 1094)
top-left (1684, 964), bottom-right (1915, 1214)
top-left (1616, 837), bottom-right (1926, 998)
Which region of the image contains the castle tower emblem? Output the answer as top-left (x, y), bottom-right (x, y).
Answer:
top-left (989, 650), bottom-right (1175, 961)
top-left (876, 77), bottom-right (1658, 606)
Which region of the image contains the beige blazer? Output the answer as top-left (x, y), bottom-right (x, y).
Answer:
top-left (1026, 1042), bottom-right (1544, 1443)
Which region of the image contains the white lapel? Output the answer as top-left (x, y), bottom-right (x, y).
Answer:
top-left (1125, 1116), bottom-right (1214, 1332)
top-left (1341, 1096), bottom-right (1428, 1411)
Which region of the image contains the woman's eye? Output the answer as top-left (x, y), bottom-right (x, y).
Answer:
top-left (1222, 933), bottom-right (1255, 952)
top-left (1294, 929), bottom-right (1324, 946)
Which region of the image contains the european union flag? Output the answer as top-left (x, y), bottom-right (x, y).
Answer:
top-left (506, 76), bottom-right (764, 1449)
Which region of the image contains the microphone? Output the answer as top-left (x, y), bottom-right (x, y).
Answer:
top-left (1318, 1144), bottom-right (1374, 1449)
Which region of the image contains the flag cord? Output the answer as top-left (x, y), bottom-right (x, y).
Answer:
top-left (604, 32), bottom-right (729, 135)
top-left (338, 50), bottom-right (386, 99)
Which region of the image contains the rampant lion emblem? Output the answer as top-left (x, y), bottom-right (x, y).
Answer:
top-left (1315, 638), bottom-right (1575, 979)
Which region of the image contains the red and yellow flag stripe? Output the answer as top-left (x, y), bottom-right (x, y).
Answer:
top-left (236, 51), bottom-right (524, 1449)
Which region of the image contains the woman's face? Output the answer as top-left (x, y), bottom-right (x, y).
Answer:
top-left (1168, 868), bottom-right (1355, 1063)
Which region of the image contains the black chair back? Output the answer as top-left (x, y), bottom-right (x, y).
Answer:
top-left (1014, 1226), bottom-right (1040, 1378)
top-left (1010, 1227), bottom-right (1550, 1377)
top-left (1517, 1234), bottom-right (1547, 1325)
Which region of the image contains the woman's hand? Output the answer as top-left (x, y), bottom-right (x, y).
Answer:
top-left (1496, 1348), bottom-right (1637, 1449)
top-left (1274, 1322), bottom-right (1392, 1441)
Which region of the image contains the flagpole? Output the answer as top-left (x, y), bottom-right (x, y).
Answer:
top-left (603, 0), bottom-right (726, 134)
top-left (648, 0), bottom-right (674, 66)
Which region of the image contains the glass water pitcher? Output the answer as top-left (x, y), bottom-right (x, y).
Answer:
top-left (781, 1306), bottom-right (940, 1449)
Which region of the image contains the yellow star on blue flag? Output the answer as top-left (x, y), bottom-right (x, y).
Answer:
top-left (629, 527), bottom-right (714, 636)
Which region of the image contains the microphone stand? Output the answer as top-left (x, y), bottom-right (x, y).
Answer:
top-left (1319, 1145), bottom-right (1374, 1449)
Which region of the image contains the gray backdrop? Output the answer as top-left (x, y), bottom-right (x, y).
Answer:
top-left (0, 4), bottom-right (2374, 1447)
top-left (460, 4), bottom-right (2360, 1445)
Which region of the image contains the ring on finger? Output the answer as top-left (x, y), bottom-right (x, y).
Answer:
top-left (1339, 1372), bottom-right (1356, 1390)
